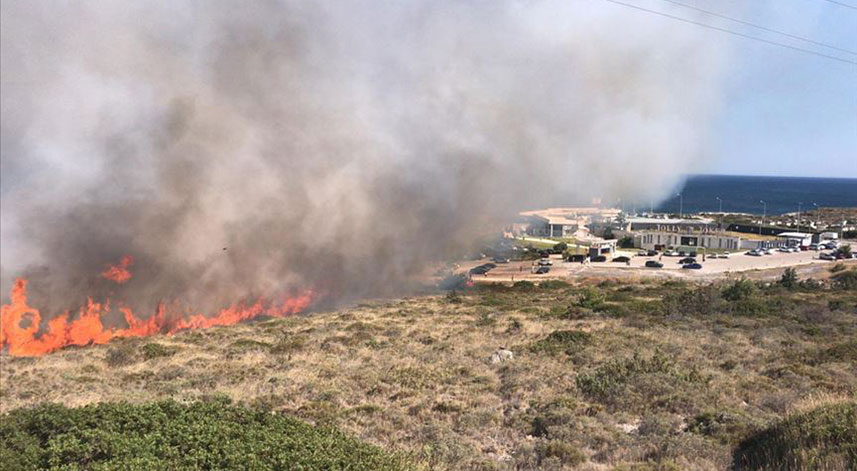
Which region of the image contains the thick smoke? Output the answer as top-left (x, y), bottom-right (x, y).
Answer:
top-left (1, 1), bottom-right (728, 313)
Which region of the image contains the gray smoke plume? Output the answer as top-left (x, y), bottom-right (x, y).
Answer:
top-left (1, 1), bottom-right (728, 314)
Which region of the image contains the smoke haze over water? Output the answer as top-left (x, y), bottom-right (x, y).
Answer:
top-left (1, 1), bottom-right (729, 313)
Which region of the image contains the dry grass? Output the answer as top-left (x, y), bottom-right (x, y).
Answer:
top-left (2, 277), bottom-right (856, 470)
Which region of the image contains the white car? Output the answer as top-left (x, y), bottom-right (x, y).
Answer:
top-left (717, 253), bottom-right (730, 259)
top-left (637, 250), bottom-right (648, 256)
top-left (664, 250), bottom-right (676, 256)
top-left (746, 250), bottom-right (762, 256)
top-left (764, 248), bottom-right (775, 255)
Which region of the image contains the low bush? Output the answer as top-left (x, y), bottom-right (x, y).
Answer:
top-left (140, 342), bottom-right (179, 360)
top-left (576, 287), bottom-right (606, 311)
top-left (104, 343), bottom-right (136, 367)
top-left (529, 330), bottom-right (591, 356)
top-left (832, 270), bottom-right (857, 290)
top-left (732, 401), bottom-right (856, 471)
top-left (0, 398), bottom-right (409, 471)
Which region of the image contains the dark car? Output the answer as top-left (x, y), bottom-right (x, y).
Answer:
top-left (645, 261), bottom-right (663, 268)
top-left (612, 256), bottom-right (631, 263)
top-left (678, 251), bottom-right (687, 257)
top-left (492, 256), bottom-right (510, 263)
top-left (568, 254), bottom-right (587, 263)
top-left (689, 251), bottom-right (698, 257)
top-left (678, 257), bottom-right (696, 264)
top-left (533, 266), bottom-right (550, 274)
top-left (592, 255), bottom-right (607, 262)
top-left (682, 263), bottom-right (703, 269)
top-left (647, 250), bottom-right (658, 256)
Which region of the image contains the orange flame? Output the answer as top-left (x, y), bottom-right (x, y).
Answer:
top-left (101, 255), bottom-right (134, 284)
top-left (1, 278), bottom-right (314, 357)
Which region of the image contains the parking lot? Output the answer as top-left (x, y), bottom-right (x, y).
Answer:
top-left (459, 247), bottom-right (856, 283)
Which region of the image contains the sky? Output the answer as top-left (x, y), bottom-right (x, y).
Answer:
top-left (612, 0), bottom-right (856, 178)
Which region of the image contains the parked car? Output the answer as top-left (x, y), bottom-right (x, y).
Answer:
top-left (716, 253), bottom-right (730, 259)
top-left (778, 247), bottom-right (791, 253)
top-left (647, 250), bottom-right (658, 256)
top-left (678, 251), bottom-right (687, 257)
top-left (763, 248), bottom-right (775, 255)
top-left (678, 257), bottom-right (697, 264)
top-left (568, 254), bottom-right (587, 263)
top-left (613, 256), bottom-right (631, 263)
top-left (746, 250), bottom-right (762, 256)
top-left (819, 252), bottom-right (836, 261)
top-left (533, 266), bottom-right (550, 274)
top-left (591, 255), bottom-right (607, 262)
top-left (492, 256), bottom-right (510, 263)
top-left (809, 244), bottom-right (819, 250)
top-left (664, 250), bottom-right (676, 256)
top-left (645, 261), bottom-right (663, 268)
top-left (682, 263), bottom-right (703, 269)
top-left (537, 258), bottom-right (553, 266)
top-left (689, 251), bottom-right (698, 257)
top-left (637, 250), bottom-right (648, 256)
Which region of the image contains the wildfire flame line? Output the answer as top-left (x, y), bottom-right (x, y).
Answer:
top-left (1, 278), bottom-right (315, 357)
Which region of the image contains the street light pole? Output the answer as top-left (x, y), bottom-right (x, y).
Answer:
top-left (812, 202), bottom-right (819, 230)
top-left (759, 200), bottom-right (766, 235)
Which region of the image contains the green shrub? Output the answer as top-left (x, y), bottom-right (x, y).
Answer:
top-left (733, 401), bottom-right (856, 471)
top-left (529, 330), bottom-right (591, 356)
top-left (512, 280), bottom-right (536, 291)
top-left (832, 270), bottom-right (857, 290)
top-left (140, 342), bottom-right (179, 360)
top-left (538, 280), bottom-right (569, 290)
top-left (830, 263), bottom-right (847, 273)
top-left (576, 287), bottom-right (606, 311)
top-left (778, 268), bottom-right (798, 290)
top-left (0, 399), bottom-right (409, 471)
top-left (722, 278), bottom-right (757, 301)
top-left (536, 440), bottom-right (586, 466)
top-left (575, 352), bottom-right (705, 407)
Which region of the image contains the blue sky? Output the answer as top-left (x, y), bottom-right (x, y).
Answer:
top-left (678, 0), bottom-right (856, 178)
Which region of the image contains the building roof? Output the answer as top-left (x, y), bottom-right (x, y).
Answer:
top-left (628, 217), bottom-right (714, 225)
top-left (532, 214), bottom-right (583, 226)
top-left (777, 232), bottom-right (813, 238)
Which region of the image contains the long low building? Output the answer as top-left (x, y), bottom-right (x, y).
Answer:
top-left (635, 232), bottom-right (742, 251)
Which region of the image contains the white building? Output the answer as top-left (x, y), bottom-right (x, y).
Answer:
top-left (777, 232), bottom-right (813, 247)
top-left (635, 232), bottom-right (741, 251)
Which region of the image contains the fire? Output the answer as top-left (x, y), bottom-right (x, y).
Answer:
top-left (1, 275), bottom-right (315, 357)
top-left (101, 255), bottom-right (134, 284)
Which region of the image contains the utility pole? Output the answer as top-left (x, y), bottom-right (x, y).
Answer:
top-left (759, 200), bottom-right (766, 235)
top-left (716, 197), bottom-right (722, 231)
top-left (797, 202), bottom-right (802, 234)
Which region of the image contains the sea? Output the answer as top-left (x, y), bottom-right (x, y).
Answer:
top-left (653, 175), bottom-right (857, 216)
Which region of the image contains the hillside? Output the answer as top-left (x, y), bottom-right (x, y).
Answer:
top-left (2, 270), bottom-right (856, 470)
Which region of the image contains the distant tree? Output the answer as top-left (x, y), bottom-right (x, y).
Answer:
top-left (603, 227), bottom-right (615, 240)
top-left (618, 236), bottom-right (634, 248)
top-left (779, 267), bottom-right (798, 290)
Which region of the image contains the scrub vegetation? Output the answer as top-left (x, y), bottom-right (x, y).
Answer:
top-left (2, 268), bottom-right (856, 470)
